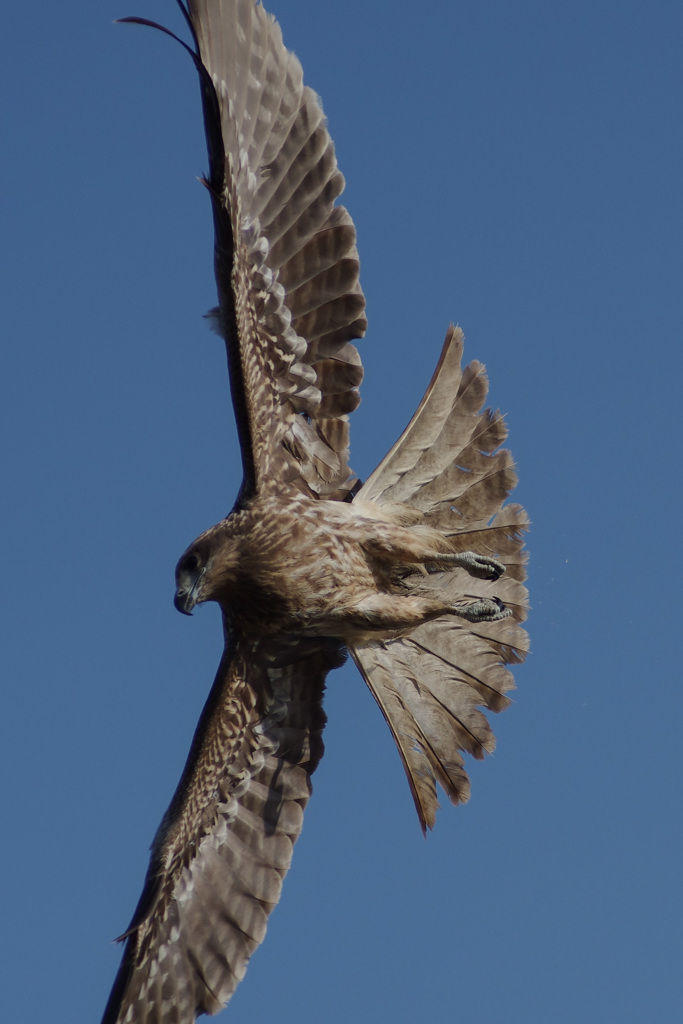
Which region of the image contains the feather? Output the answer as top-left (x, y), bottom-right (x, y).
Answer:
top-left (351, 328), bottom-right (529, 830)
top-left (187, 0), bottom-right (366, 500)
top-left (102, 635), bottom-right (342, 1024)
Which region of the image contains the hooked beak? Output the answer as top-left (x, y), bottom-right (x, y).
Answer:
top-left (173, 570), bottom-right (206, 616)
top-left (174, 588), bottom-right (195, 615)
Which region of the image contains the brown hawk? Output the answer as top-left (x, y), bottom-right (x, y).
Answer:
top-left (102, 1), bottom-right (529, 1021)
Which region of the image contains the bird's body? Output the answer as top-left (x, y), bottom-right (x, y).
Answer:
top-left (102, 2), bottom-right (528, 1021)
top-left (182, 493), bottom-right (401, 639)
top-left (176, 490), bottom-right (511, 641)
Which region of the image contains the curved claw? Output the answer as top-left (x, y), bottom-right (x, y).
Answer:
top-left (455, 597), bottom-right (512, 623)
top-left (458, 552), bottom-right (506, 580)
top-left (443, 551), bottom-right (506, 581)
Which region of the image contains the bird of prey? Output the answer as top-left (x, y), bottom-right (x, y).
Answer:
top-left (102, 1), bottom-right (529, 1021)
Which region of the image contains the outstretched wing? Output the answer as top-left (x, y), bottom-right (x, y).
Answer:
top-left (187, 0), bottom-right (366, 501)
top-left (352, 327), bottom-right (529, 830)
top-left (102, 635), bottom-right (343, 1024)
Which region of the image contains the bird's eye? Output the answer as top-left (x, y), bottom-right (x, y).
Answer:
top-left (184, 553), bottom-right (201, 572)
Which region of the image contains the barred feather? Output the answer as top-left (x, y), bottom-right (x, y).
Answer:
top-left (102, 637), bottom-right (340, 1024)
top-left (352, 327), bottom-right (529, 830)
top-left (188, 0), bottom-right (366, 499)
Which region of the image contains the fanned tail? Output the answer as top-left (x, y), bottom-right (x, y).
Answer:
top-left (352, 327), bottom-right (529, 830)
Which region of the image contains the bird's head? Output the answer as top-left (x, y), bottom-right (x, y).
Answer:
top-left (173, 525), bottom-right (239, 615)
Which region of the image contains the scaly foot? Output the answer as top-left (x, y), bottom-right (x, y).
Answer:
top-left (455, 597), bottom-right (512, 623)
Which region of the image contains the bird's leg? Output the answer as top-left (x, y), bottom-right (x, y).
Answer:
top-left (362, 525), bottom-right (505, 581)
top-left (334, 593), bottom-right (511, 631)
top-left (347, 594), bottom-right (455, 629)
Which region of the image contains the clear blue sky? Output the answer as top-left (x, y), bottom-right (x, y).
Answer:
top-left (2, 1), bottom-right (682, 1021)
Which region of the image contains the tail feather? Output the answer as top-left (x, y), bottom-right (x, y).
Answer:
top-left (350, 645), bottom-right (474, 830)
top-left (352, 326), bottom-right (529, 829)
top-left (360, 326), bottom-right (506, 507)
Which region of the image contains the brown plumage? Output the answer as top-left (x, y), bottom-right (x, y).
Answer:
top-left (102, 2), bottom-right (528, 1022)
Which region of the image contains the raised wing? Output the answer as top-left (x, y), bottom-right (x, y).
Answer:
top-left (102, 635), bottom-right (343, 1024)
top-left (186, 0), bottom-right (366, 501)
top-left (352, 327), bottom-right (529, 830)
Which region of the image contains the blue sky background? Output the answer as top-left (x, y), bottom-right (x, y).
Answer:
top-left (2, 1), bottom-right (682, 1021)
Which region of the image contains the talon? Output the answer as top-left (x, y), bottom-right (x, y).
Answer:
top-left (455, 597), bottom-right (512, 623)
top-left (442, 551), bottom-right (505, 581)
top-left (462, 552), bottom-right (505, 580)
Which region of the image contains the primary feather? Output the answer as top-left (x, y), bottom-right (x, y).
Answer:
top-left (189, 0), bottom-right (366, 500)
top-left (102, 637), bottom-right (339, 1023)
